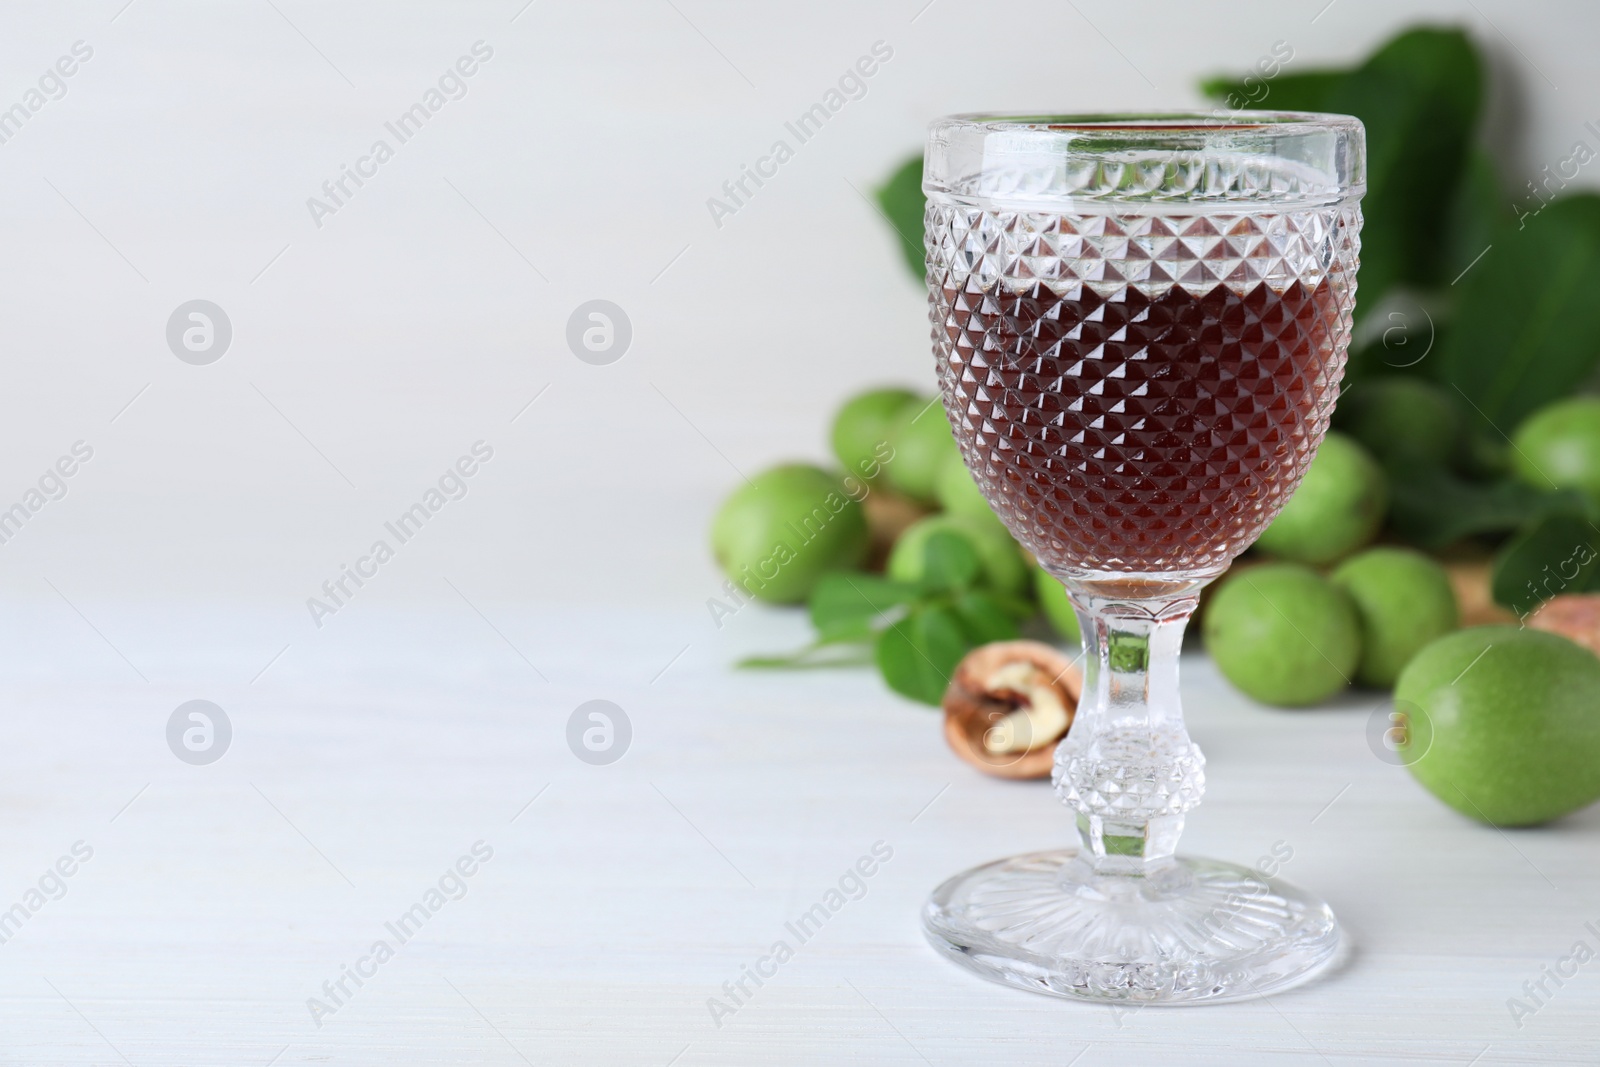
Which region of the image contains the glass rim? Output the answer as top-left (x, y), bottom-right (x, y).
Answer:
top-left (925, 109), bottom-right (1365, 209)
top-left (931, 110), bottom-right (1362, 136)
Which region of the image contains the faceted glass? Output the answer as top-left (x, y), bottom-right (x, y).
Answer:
top-left (920, 112), bottom-right (1365, 1005)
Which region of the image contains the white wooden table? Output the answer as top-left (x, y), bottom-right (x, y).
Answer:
top-left (0, 602), bottom-right (1595, 1065)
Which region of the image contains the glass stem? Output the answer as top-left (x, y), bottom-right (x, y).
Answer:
top-left (1053, 583), bottom-right (1208, 876)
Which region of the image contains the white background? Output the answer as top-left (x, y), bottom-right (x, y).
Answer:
top-left (0, 1), bottom-right (1596, 1063)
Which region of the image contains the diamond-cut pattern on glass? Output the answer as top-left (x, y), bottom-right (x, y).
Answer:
top-left (928, 203), bottom-right (1360, 576)
top-left (1055, 723), bottom-right (1205, 822)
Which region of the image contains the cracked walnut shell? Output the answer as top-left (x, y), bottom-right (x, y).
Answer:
top-left (942, 640), bottom-right (1082, 780)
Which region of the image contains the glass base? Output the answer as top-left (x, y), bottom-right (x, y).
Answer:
top-left (923, 849), bottom-right (1344, 1005)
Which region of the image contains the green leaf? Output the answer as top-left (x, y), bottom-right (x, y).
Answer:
top-left (1385, 464), bottom-right (1588, 550)
top-left (1491, 512), bottom-right (1600, 615)
top-left (874, 155), bottom-right (925, 281)
top-left (1454, 420), bottom-right (1512, 481)
top-left (987, 590), bottom-right (1040, 620)
top-left (808, 573), bottom-right (920, 641)
top-left (1433, 194), bottom-right (1600, 427)
top-left (950, 591), bottom-right (1021, 645)
top-left (1442, 148), bottom-right (1508, 283)
top-left (1199, 69), bottom-right (1346, 113)
top-left (1325, 27), bottom-right (1483, 308)
top-left (918, 530), bottom-right (980, 593)
top-left (874, 606), bottom-right (970, 706)
top-left (1202, 28), bottom-right (1484, 312)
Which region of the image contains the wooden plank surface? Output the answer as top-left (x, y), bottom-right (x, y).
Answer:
top-left (0, 606), bottom-right (1594, 1064)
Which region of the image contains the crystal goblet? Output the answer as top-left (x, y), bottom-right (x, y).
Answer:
top-left (921, 112), bottom-right (1365, 1005)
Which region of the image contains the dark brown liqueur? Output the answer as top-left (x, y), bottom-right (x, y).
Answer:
top-left (935, 277), bottom-right (1344, 576)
